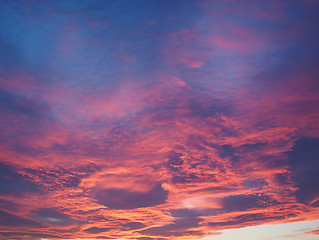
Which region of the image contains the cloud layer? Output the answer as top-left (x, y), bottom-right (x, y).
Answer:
top-left (0, 0), bottom-right (319, 239)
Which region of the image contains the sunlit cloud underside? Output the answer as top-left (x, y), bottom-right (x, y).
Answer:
top-left (0, 0), bottom-right (319, 240)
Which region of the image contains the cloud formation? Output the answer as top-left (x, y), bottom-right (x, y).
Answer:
top-left (95, 183), bottom-right (169, 209)
top-left (0, 0), bottom-right (319, 239)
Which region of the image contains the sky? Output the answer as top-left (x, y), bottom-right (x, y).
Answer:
top-left (0, 0), bottom-right (319, 240)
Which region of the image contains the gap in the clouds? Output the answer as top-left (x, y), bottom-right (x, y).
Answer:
top-left (196, 219), bottom-right (319, 240)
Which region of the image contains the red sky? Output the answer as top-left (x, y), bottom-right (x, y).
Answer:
top-left (0, 0), bottom-right (319, 239)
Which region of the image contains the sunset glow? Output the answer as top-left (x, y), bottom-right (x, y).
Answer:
top-left (0, 1), bottom-right (319, 240)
